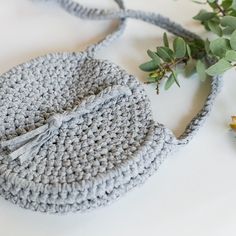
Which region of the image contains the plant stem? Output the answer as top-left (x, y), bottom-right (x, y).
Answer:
top-left (163, 57), bottom-right (188, 70)
top-left (215, 2), bottom-right (226, 16)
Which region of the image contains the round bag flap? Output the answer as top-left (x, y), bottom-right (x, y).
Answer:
top-left (0, 53), bottom-right (165, 212)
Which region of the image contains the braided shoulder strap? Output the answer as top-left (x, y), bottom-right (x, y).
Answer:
top-left (33, 0), bottom-right (222, 145)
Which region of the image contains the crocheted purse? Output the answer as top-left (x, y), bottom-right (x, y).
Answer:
top-left (0, 0), bottom-right (221, 213)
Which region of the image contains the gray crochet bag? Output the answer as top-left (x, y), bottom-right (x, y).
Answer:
top-left (0, 0), bottom-right (221, 213)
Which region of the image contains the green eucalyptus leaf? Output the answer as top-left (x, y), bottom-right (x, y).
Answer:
top-left (172, 70), bottom-right (180, 87)
top-left (192, 0), bottom-right (206, 3)
top-left (165, 73), bottom-right (175, 90)
top-left (225, 50), bottom-right (236, 61)
top-left (223, 26), bottom-right (235, 35)
top-left (156, 47), bottom-right (173, 62)
top-left (205, 38), bottom-right (211, 54)
top-left (186, 44), bottom-right (192, 58)
top-left (203, 21), bottom-right (210, 31)
top-left (230, 11), bottom-right (236, 17)
top-left (207, 20), bottom-right (222, 36)
top-left (196, 60), bottom-right (207, 81)
top-left (139, 60), bottom-right (159, 72)
top-left (184, 59), bottom-right (196, 77)
top-left (147, 50), bottom-right (161, 64)
top-left (173, 37), bottom-right (187, 58)
top-left (193, 10), bottom-right (216, 21)
top-left (231, 0), bottom-right (236, 10)
top-left (163, 32), bottom-right (169, 48)
top-left (207, 0), bottom-right (218, 9)
top-left (221, 16), bottom-right (236, 29)
top-left (209, 38), bottom-right (231, 57)
top-left (230, 30), bottom-right (236, 50)
top-left (162, 47), bottom-right (174, 57)
top-left (206, 59), bottom-right (233, 76)
top-left (222, 0), bottom-right (233, 10)
top-left (208, 0), bottom-right (216, 3)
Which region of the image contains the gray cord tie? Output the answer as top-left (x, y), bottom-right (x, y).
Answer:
top-left (48, 114), bottom-right (64, 128)
top-left (1, 85), bottom-right (132, 164)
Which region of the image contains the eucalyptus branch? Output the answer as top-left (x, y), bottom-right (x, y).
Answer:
top-left (140, 0), bottom-right (236, 93)
top-left (215, 1), bottom-right (226, 16)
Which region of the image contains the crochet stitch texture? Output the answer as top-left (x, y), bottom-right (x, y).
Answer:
top-left (0, 0), bottom-right (222, 213)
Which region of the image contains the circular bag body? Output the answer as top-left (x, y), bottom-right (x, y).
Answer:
top-left (0, 52), bottom-right (175, 213)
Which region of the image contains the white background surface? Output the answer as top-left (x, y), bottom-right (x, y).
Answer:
top-left (0, 0), bottom-right (236, 235)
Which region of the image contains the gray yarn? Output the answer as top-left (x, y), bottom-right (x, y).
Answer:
top-left (0, 0), bottom-right (222, 213)
top-left (1, 85), bottom-right (131, 164)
